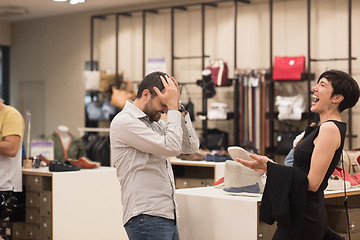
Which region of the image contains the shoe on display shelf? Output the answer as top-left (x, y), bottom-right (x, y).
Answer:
top-left (37, 155), bottom-right (52, 166)
top-left (49, 160), bottom-right (81, 172)
top-left (333, 167), bottom-right (359, 187)
top-left (326, 176), bottom-right (351, 191)
top-left (223, 183), bottom-right (261, 197)
top-left (67, 157), bottom-right (100, 169)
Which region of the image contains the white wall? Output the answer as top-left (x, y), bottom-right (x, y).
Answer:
top-left (10, 0), bottom-right (360, 148)
top-left (11, 13), bottom-right (89, 138)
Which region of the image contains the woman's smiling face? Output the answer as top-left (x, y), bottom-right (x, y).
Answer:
top-left (311, 77), bottom-right (334, 113)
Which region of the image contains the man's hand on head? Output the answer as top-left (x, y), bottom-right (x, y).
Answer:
top-left (153, 75), bottom-right (180, 111)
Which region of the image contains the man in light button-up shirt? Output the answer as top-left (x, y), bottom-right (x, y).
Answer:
top-left (110, 72), bottom-right (199, 240)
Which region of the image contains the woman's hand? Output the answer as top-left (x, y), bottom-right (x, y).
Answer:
top-left (235, 154), bottom-right (272, 174)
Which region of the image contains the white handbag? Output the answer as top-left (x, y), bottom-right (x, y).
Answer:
top-left (275, 94), bottom-right (305, 120)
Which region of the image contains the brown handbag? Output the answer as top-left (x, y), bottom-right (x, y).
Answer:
top-left (110, 80), bottom-right (136, 109)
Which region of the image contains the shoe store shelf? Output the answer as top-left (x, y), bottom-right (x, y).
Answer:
top-left (170, 158), bottom-right (225, 189)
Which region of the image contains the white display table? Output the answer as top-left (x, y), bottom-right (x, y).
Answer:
top-left (22, 167), bottom-right (128, 240)
top-left (176, 186), bottom-right (262, 240)
top-left (176, 186), bottom-right (360, 240)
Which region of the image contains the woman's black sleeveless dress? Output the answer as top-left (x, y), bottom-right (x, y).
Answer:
top-left (292, 120), bottom-right (346, 239)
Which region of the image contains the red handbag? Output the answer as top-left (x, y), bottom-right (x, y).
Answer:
top-left (206, 58), bottom-right (230, 86)
top-left (273, 56), bottom-right (305, 80)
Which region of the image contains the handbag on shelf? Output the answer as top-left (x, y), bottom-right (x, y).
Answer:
top-left (275, 94), bottom-right (305, 121)
top-left (99, 71), bottom-right (123, 92)
top-left (273, 56), bottom-right (305, 81)
top-left (341, 149), bottom-right (360, 175)
top-left (275, 131), bottom-right (301, 155)
top-left (111, 80), bottom-right (136, 109)
top-left (182, 85), bottom-right (195, 121)
top-left (200, 128), bottom-right (228, 151)
top-left (206, 58), bottom-right (230, 86)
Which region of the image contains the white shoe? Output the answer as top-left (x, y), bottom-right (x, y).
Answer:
top-left (227, 146), bottom-right (254, 162)
top-left (326, 176), bottom-right (351, 191)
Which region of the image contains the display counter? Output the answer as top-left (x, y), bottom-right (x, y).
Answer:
top-left (19, 167), bottom-right (128, 240)
top-left (176, 186), bottom-right (360, 240)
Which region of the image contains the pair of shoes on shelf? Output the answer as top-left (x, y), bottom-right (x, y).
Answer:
top-left (67, 157), bottom-right (100, 169)
top-left (49, 160), bottom-right (81, 172)
top-left (333, 167), bottom-right (358, 187)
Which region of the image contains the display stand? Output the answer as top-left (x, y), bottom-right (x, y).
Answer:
top-left (175, 186), bottom-right (360, 240)
top-left (17, 167), bottom-right (128, 240)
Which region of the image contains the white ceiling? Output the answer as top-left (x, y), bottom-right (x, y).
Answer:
top-left (0, 0), bottom-right (171, 22)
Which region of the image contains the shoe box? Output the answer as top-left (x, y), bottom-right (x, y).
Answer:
top-left (326, 205), bottom-right (360, 233)
top-left (175, 178), bottom-right (214, 189)
top-left (12, 175), bottom-right (52, 240)
top-left (258, 221), bottom-right (277, 240)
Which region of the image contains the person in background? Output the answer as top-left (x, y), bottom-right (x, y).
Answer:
top-left (236, 70), bottom-right (360, 239)
top-left (110, 71), bottom-right (199, 240)
top-left (0, 98), bottom-right (25, 219)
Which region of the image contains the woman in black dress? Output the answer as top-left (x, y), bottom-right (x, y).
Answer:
top-left (236, 70), bottom-right (360, 239)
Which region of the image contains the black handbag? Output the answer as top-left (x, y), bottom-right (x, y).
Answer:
top-left (200, 128), bottom-right (228, 150)
top-left (275, 131), bottom-right (300, 155)
top-left (181, 85), bottom-right (195, 121)
top-left (184, 99), bottom-right (195, 121)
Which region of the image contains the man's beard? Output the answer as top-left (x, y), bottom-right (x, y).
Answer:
top-left (144, 101), bottom-right (161, 122)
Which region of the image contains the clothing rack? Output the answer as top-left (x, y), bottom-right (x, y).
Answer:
top-left (235, 68), bottom-right (267, 154)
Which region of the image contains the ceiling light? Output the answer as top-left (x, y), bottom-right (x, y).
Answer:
top-left (52, 0), bottom-right (86, 4)
top-left (69, 0), bottom-right (86, 4)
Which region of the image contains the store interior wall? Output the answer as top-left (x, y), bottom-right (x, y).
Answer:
top-left (6, 0), bottom-right (360, 148)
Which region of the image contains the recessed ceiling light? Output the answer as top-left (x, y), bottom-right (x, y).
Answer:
top-left (69, 0), bottom-right (86, 4)
top-left (53, 0), bottom-right (67, 2)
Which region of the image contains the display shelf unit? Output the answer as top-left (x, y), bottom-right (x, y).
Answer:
top-left (306, 0), bottom-right (357, 149)
top-left (13, 167), bottom-right (127, 240)
top-left (170, 158), bottom-right (225, 188)
top-left (266, 0), bottom-right (316, 157)
top-left (89, 0), bottom-right (250, 148)
top-left (266, 0), bottom-right (356, 156)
